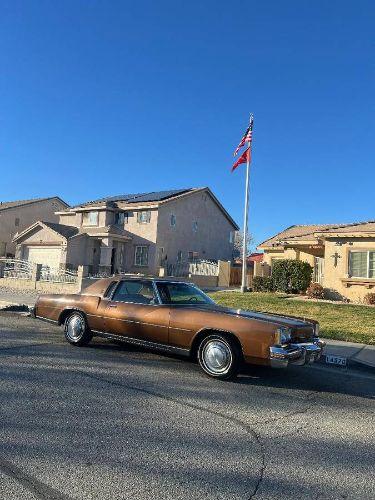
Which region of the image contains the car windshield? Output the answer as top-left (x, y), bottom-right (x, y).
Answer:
top-left (156, 282), bottom-right (215, 305)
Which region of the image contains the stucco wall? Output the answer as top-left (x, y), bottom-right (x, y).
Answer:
top-left (66, 235), bottom-right (90, 268)
top-left (323, 238), bottom-right (375, 302)
top-left (156, 191), bottom-right (236, 269)
top-left (58, 212), bottom-right (78, 226)
top-left (117, 208), bottom-right (159, 274)
top-left (0, 198), bottom-right (66, 256)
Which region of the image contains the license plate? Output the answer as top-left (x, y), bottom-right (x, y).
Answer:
top-left (325, 355), bottom-right (347, 366)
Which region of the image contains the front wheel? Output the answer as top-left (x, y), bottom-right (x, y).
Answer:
top-left (197, 334), bottom-right (241, 380)
top-left (64, 311), bottom-right (92, 346)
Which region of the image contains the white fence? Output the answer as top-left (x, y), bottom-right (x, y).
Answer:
top-left (167, 260), bottom-right (219, 278)
top-left (40, 265), bottom-right (78, 284)
top-left (0, 258), bottom-right (78, 284)
top-left (0, 258), bottom-right (34, 280)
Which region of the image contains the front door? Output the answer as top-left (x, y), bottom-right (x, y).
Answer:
top-left (313, 257), bottom-right (324, 284)
top-left (111, 247), bottom-right (117, 274)
top-left (104, 279), bottom-right (169, 344)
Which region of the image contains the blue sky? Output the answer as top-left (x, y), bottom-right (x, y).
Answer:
top-left (1, 0), bottom-right (374, 247)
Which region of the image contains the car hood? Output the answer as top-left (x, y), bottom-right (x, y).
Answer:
top-left (191, 304), bottom-right (314, 328)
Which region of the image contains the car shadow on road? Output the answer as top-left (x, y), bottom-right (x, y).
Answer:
top-left (82, 337), bottom-right (375, 401)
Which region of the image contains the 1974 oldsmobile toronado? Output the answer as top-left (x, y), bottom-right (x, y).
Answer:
top-left (33, 277), bottom-right (325, 380)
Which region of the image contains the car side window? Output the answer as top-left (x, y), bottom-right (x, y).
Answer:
top-left (104, 281), bottom-right (118, 298)
top-left (112, 280), bottom-right (156, 305)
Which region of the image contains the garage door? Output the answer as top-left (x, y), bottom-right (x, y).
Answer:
top-left (23, 247), bottom-right (61, 268)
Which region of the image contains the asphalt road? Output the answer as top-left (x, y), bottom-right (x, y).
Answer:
top-left (0, 312), bottom-right (374, 500)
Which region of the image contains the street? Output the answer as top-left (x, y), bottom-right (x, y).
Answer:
top-left (0, 312), bottom-right (374, 500)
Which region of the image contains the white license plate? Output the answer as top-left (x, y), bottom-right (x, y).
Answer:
top-left (325, 355), bottom-right (347, 366)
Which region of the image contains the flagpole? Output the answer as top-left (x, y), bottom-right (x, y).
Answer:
top-left (241, 114), bottom-right (252, 293)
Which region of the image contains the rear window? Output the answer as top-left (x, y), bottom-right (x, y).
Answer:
top-left (104, 281), bottom-right (118, 298)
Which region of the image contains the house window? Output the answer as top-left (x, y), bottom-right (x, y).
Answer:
top-left (170, 214), bottom-right (176, 227)
top-left (15, 218), bottom-right (20, 227)
top-left (192, 221), bottom-right (198, 232)
top-left (134, 245), bottom-right (149, 266)
top-left (137, 211), bottom-right (151, 223)
top-left (229, 231), bottom-right (234, 244)
top-left (349, 251), bottom-right (375, 279)
top-left (82, 211), bottom-right (99, 226)
top-left (115, 212), bottom-right (128, 225)
top-left (177, 250), bottom-right (183, 262)
top-left (188, 251), bottom-right (199, 261)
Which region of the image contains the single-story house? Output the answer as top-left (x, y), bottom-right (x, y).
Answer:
top-left (258, 221), bottom-right (375, 302)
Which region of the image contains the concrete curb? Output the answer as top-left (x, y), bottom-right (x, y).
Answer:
top-left (318, 348), bottom-right (375, 374)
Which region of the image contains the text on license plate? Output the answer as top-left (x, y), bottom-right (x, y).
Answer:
top-left (325, 355), bottom-right (347, 366)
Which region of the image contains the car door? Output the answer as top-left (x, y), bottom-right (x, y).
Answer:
top-left (104, 279), bottom-right (170, 344)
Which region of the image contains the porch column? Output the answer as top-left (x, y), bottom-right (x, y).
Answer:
top-left (15, 245), bottom-right (22, 260)
top-left (99, 238), bottom-right (113, 275)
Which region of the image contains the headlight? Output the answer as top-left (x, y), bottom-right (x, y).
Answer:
top-left (275, 327), bottom-right (292, 345)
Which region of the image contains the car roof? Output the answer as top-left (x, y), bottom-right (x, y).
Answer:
top-left (81, 276), bottom-right (192, 297)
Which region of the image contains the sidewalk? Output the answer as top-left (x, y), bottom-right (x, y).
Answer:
top-left (0, 287), bottom-right (38, 308)
top-left (321, 338), bottom-right (375, 370)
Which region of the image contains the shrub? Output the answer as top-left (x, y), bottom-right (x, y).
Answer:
top-left (306, 282), bottom-right (325, 299)
top-left (272, 259), bottom-right (313, 294)
top-left (364, 293), bottom-right (375, 305)
top-left (252, 276), bottom-right (275, 292)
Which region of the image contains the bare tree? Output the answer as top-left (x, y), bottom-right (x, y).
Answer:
top-left (233, 231), bottom-right (254, 259)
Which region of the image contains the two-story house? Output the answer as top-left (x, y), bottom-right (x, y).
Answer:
top-left (0, 197), bottom-right (68, 257)
top-left (13, 188), bottom-right (239, 274)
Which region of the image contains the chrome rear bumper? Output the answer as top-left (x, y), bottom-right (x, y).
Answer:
top-left (269, 339), bottom-right (326, 368)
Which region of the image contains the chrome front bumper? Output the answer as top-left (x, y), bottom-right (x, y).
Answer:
top-left (269, 339), bottom-right (326, 368)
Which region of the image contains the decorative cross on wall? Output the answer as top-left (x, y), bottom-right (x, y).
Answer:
top-left (331, 252), bottom-right (341, 267)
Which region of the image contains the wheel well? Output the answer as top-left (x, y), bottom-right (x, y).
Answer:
top-left (190, 329), bottom-right (244, 360)
top-left (58, 308), bottom-right (85, 326)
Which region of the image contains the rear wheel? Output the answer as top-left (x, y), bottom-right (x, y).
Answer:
top-left (197, 334), bottom-right (241, 380)
top-left (64, 311), bottom-right (92, 346)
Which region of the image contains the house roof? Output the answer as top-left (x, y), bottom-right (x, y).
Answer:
top-left (68, 187), bottom-right (239, 230)
top-left (42, 221), bottom-right (79, 239)
top-left (13, 220), bottom-right (79, 243)
top-left (259, 221), bottom-right (375, 248)
top-left (316, 221), bottom-right (375, 235)
top-left (0, 197), bottom-right (68, 212)
top-left (74, 188), bottom-right (195, 208)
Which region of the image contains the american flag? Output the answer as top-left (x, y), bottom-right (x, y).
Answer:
top-left (233, 115), bottom-right (254, 156)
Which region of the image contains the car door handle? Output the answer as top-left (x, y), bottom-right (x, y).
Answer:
top-left (109, 304), bottom-right (117, 308)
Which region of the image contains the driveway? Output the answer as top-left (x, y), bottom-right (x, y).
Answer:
top-left (0, 312), bottom-right (374, 499)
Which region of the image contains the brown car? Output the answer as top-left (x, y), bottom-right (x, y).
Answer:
top-left (33, 277), bottom-right (325, 380)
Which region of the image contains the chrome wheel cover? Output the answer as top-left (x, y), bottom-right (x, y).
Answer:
top-left (66, 314), bottom-right (84, 341)
top-left (201, 339), bottom-right (232, 375)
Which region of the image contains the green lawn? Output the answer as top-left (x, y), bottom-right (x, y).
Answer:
top-left (209, 291), bottom-right (375, 345)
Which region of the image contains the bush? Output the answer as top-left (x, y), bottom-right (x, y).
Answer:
top-left (252, 276), bottom-right (275, 292)
top-left (364, 293), bottom-right (375, 305)
top-left (306, 282), bottom-right (325, 299)
top-left (272, 259), bottom-right (313, 294)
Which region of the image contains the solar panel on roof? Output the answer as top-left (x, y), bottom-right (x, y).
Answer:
top-left (75, 188), bottom-right (193, 207)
